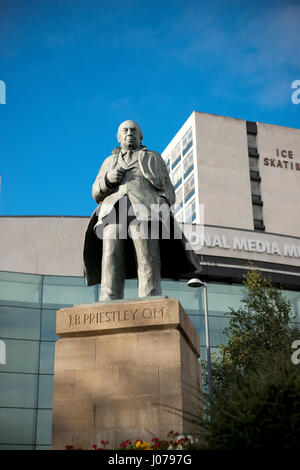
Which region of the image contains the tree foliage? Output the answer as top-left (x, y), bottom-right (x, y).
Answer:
top-left (204, 269), bottom-right (300, 450)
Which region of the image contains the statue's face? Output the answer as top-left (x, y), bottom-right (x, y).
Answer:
top-left (117, 120), bottom-right (142, 150)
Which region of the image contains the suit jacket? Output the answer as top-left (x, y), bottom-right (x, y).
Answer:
top-left (92, 146), bottom-right (175, 214)
top-left (83, 146), bottom-right (201, 286)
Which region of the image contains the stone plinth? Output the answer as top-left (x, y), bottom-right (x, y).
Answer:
top-left (51, 297), bottom-right (201, 450)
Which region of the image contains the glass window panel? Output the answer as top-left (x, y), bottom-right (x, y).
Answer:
top-left (123, 279), bottom-right (138, 299)
top-left (0, 272), bottom-right (42, 307)
top-left (38, 374), bottom-right (54, 409)
top-left (41, 309), bottom-right (59, 341)
top-left (200, 346), bottom-right (221, 362)
top-left (161, 280), bottom-right (201, 312)
top-left (174, 209), bottom-right (184, 222)
top-left (171, 142), bottom-right (181, 169)
top-left (171, 164), bottom-right (182, 188)
top-left (173, 188), bottom-right (183, 213)
top-left (0, 445), bottom-right (34, 449)
top-left (251, 180), bottom-right (260, 195)
top-left (247, 133), bottom-right (257, 148)
top-left (36, 410), bottom-right (52, 446)
top-left (208, 316), bottom-right (231, 347)
top-left (188, 315), bottom-right (230, 347)
top-left (184, 176), bottom-right (195, 203)
top-left (174, 205), bottom-right (182, 216)
top-left (39, 342), bottom-right (55, 374)
top-left (183, 150), bottom-right (194, 179)
top-left (253, 204), bottom-right (263, 219)
top-left (175, 187), bottom-right (183, 206)
top-left (174, 179), bottom-right (182, 191)
top-left (182, 128), bottom-right (193, 155)
top-left (206, 283), bottom-right (244, 316)
top-left (0, 339), bottom-right (39, 374)
top-left (42, 275), bottom-right (97, 308)
top-left (184, 197), bottom-right (196, 223)
top-left (0, 373), bottom-right (38, 407)
top-left (0, 305), bottom-right (41, 340)
top-left (0, 408), bottom-right (36, 445)
top-left (249, 156), bottom-right (259, 171)
top-left (282, 290), bottom-right (300, 322)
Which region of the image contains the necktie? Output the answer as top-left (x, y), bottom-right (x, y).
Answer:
top-left (126, 150), bottom-right (133, 165)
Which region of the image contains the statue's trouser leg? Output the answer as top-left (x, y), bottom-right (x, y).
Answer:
top-left (129, 223), bottom-right (162, 297)
top-left (100, 223), bottom-right (126, 300)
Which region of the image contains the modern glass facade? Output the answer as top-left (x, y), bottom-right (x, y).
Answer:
top-left (0, 270), bottom-right (299, 449)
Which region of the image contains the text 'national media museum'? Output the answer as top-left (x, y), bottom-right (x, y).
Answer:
top-left (0, 111), bottom-right (299, 449)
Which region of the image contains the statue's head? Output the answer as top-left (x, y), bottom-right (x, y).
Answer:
top-left (117, 120), bottom-right (143, 150)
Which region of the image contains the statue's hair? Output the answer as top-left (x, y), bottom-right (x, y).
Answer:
top-left (117, 120), bottom-right (143, 144)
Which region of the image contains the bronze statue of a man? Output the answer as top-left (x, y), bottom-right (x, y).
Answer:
top-left (83, 120), bottom-right (200, 300)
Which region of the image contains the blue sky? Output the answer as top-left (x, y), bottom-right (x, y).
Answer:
top-left (1, 0), bottom-right (300, 216)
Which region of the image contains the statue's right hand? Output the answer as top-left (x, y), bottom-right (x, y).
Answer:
top-left (106, 168), bottom-right (126, 185)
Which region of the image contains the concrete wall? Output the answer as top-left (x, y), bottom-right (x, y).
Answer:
top-left (0, 217), bottom-right (299, 277)
top-left (0, 216), bottom-right (89, 276)
top-left (194, 112), bottom-right (254, 230)
top-left (257, 123), bottom-right (300, 237)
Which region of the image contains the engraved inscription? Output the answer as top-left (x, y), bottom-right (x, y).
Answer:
top-left (67, 306), bottom-right (164, 327)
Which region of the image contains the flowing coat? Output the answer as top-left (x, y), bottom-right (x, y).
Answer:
top-left (83, 146), bottom-right (201, 286)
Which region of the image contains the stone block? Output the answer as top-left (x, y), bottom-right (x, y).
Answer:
top-left (137, 329), bottom-right (181, 365)
top-left (52, 298), bottom-right (201, 450)
top-left (51, 432), bottom-right (73, 450)
top-left (96, 333), bottom-right (138, 367)
top-left (53, 370), bottom-right (74, 401)
top-left (158, 362), bottom-right (182, 394)
top-left (116, 364), bottom-right (159, 397)
top-left (74, 366), bottom-right (116, 399)
top-left (52, 399), bottom-right (94, 434)
top-left (54, 337), bottom-right (96, 371)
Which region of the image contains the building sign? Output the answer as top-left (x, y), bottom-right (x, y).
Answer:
top-left (197, 233), bottom-right (300, 259)
top-left (264, 149), bottom-right (300, 171)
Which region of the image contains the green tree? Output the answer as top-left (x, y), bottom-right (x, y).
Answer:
top-left (204, 269), bottom-right (300, 450)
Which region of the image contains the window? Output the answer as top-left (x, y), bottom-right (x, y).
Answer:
top-left (182, 127), bottom-right (193, 156)
top-left (248, 147), bottom-right (258, 157)
top-left (183, 150), bottom-right (194, 179)
top-left (175, 187), bottom-right (183, 211)
top-left (174, 204), bottom-right (182, 215)
top-left (249, 156), bottom-right (259, 171)
top-left (184, 198), bottom-right (196, 223)
top-left (184, 175), bottom-right (195, 203)
top-left (171, 142), bottom-right (181, 170)
top-left (252, 194), bottom-right (262, 204)
top-left (250, 170), bottom-right (261, 181)
top-left (251, 180), bottom-right (261, 195)
top-left (247, 133), bottom-right (257, 148)
top-left (174, 207), bottom-right (184, 222)
top-left (253, 204), bottom-right (263, 219)
top-left (254, 218), bottom-right (265, 230)
top-left (171, 164), bottom-right (182, 190)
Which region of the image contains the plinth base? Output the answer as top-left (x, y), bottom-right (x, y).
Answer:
top-left (51, 297), bottom-right (201, 450)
